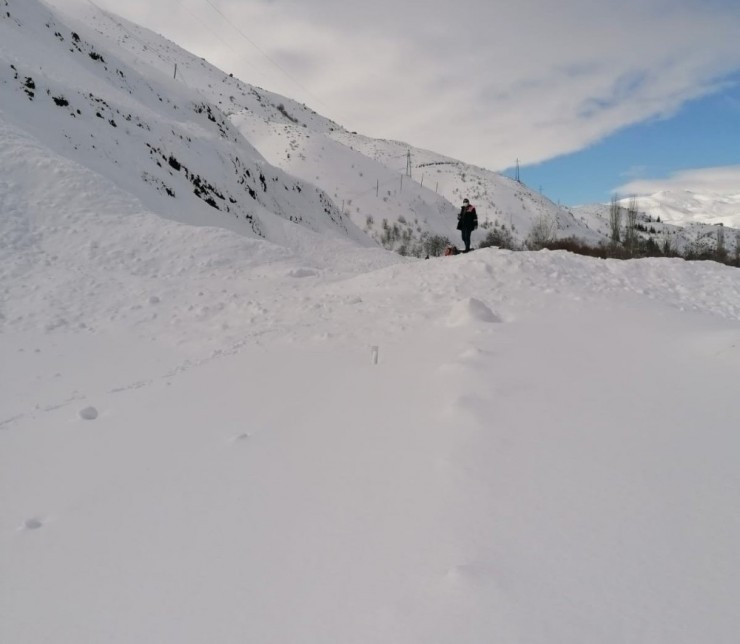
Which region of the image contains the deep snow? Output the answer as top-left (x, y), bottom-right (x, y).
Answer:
top-left (4, 122), bottom-right (740, 641)
top-left (3, 2), bottom-right (740, 643)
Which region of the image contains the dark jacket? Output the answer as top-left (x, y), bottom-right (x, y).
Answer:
top-left (458, 205), bottom-right (478, 231)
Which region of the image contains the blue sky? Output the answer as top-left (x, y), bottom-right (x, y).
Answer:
top-left (511, 74), bottom-right (740, 206)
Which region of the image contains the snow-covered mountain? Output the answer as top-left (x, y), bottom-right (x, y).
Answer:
top-left (626, 189), bottom-right (740, 228)
top-left (1, 0), bottom-right (603, 255)
top-left (569, 189), bottom-right (740, 257)
top-left (573, 200), bottom-right (740, 257)
top-left (4, 0), bottom-right (738, 257)
top-left (1, 0), bottom-right (371, 249)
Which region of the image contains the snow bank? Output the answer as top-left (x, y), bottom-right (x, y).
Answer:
top-left (3, 2), bottom-right (740, 643)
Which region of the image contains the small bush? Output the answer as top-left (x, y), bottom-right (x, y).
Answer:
top-left (421, 233), bottom-right (450, 257)
top-left (479, 227), bottom-right (516, 250)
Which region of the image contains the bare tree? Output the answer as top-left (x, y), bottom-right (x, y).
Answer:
top-left (716, 224), bottom-right (727, 262)
top-left (526, 214), bottom-right (557, 250)
top-left (609, 194), bottom-right (621, 244)
top-left (624, 196), bottom-right (638, 252)
top-left (662, 234), bottom-right (674, 257)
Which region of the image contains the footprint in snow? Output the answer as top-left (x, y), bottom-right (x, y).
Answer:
top-left (446, 298), bottom-right (502, 327)
top-left (436, 346), bottom-right (496, 375)
top-left (446, 393), bottom-right (491, 423)
top-left (22, 517), bottom-right (44, 531)
top-left (79, 406), bottom-right (99, 420)
top-left (458, 346), bottom-right (496, 361)
top-left (288, 268), bottom-right (317, 278)
top-left (446, 561), bottom-right (504, 589)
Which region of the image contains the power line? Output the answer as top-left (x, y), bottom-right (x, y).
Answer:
top-left (198, 0), bottom-right (342, 120)
top-left (88, 1), bottom-right (177, 66)
top-left (90, 0), bottom-right (352, 126)
top-left (181, 5), bottom-right (264, 79)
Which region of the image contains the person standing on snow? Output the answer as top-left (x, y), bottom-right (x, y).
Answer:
top-left (457, 198), bottom-right (478, 252)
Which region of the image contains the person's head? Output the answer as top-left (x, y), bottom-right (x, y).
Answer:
top-left (463, 198), bottom-right (469, 205)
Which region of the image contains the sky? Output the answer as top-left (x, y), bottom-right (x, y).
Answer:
top-left (50, 0), bottom-right (740, 205)
top-left (509, 80), bottom-right (740, 205)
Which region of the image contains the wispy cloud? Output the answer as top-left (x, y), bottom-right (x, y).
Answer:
top-left (52, 0), bottom-right (740, 172)
top-left (617, 166), bottom-right (740, 196)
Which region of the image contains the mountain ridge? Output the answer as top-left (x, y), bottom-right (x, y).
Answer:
top-left (1, 0), bottom-right (370, 249)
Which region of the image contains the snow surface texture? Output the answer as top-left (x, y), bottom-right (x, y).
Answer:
top-left (3, 2), bottom-right (740, 643)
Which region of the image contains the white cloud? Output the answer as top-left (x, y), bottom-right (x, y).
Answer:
top-left (51, 0), bottom-right (740, 171)
top-left (617, 165), bottom-right (740, 196)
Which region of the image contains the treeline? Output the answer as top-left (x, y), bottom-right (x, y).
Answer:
top-left (529, 236), bottom-right (740, 267)
top-left (367, 215), bottom-right (451, 258)
top-left (478, 226), bottom-right (740, 267)
top-left (477, 197), bottom-right (740, 268)
top-left (371, 203), bottom-right (739, 267)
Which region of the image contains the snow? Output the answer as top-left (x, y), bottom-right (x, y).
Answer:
top-left (3, 1), bottom-right (740, 643)
top-left (573, 200), bottom-right (740, 256)
top-left (630, 190), bottom-right (740, 228)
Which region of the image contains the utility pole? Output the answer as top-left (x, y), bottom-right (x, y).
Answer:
top-left (515, 158), bottom-right (520, 183)
top-left (406, 149), bottom-right (412, 178)
top-left (173, 63), bottom-right (177, 79)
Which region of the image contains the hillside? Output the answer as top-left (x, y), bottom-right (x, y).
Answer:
top-left (627, 189), bottom-right (740, 228)
top-left (5, 127), bottom-right (740, 642)
top-left (3, 1), bottom-right (737, 257)
top-left (573, 201), bottom-right (740, 258)
top-left (0, 0), bottom-right (370, 249)
top-left (2, 0), bottom-right (607, 255)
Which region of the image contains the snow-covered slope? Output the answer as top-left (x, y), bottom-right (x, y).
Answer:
top-left (324, 131), bottom-right (606, 244)
top-left (4, 138), bottom-right (740, 641)
top-left (573, 201), bottom-right (740, 256)
top-left (0, 116), bottom-right (401, 345)
top-left (626, 189), bottom-right (740, 228)
top-left (232, 114), bottom-right (607, 251)
top-left (4, 4), bottom-right (740, 643)
top-left (0, 0), bottom-right (370, 249)
top-left (5, 0), bottom-right (601, 254)
top-left (235, 116), bottom-right (460, 253)
top-left (4, 0), bottom-right (734, 256)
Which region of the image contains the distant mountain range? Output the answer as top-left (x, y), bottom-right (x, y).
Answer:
top-left (624, 191), bottom-right (740, 228)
